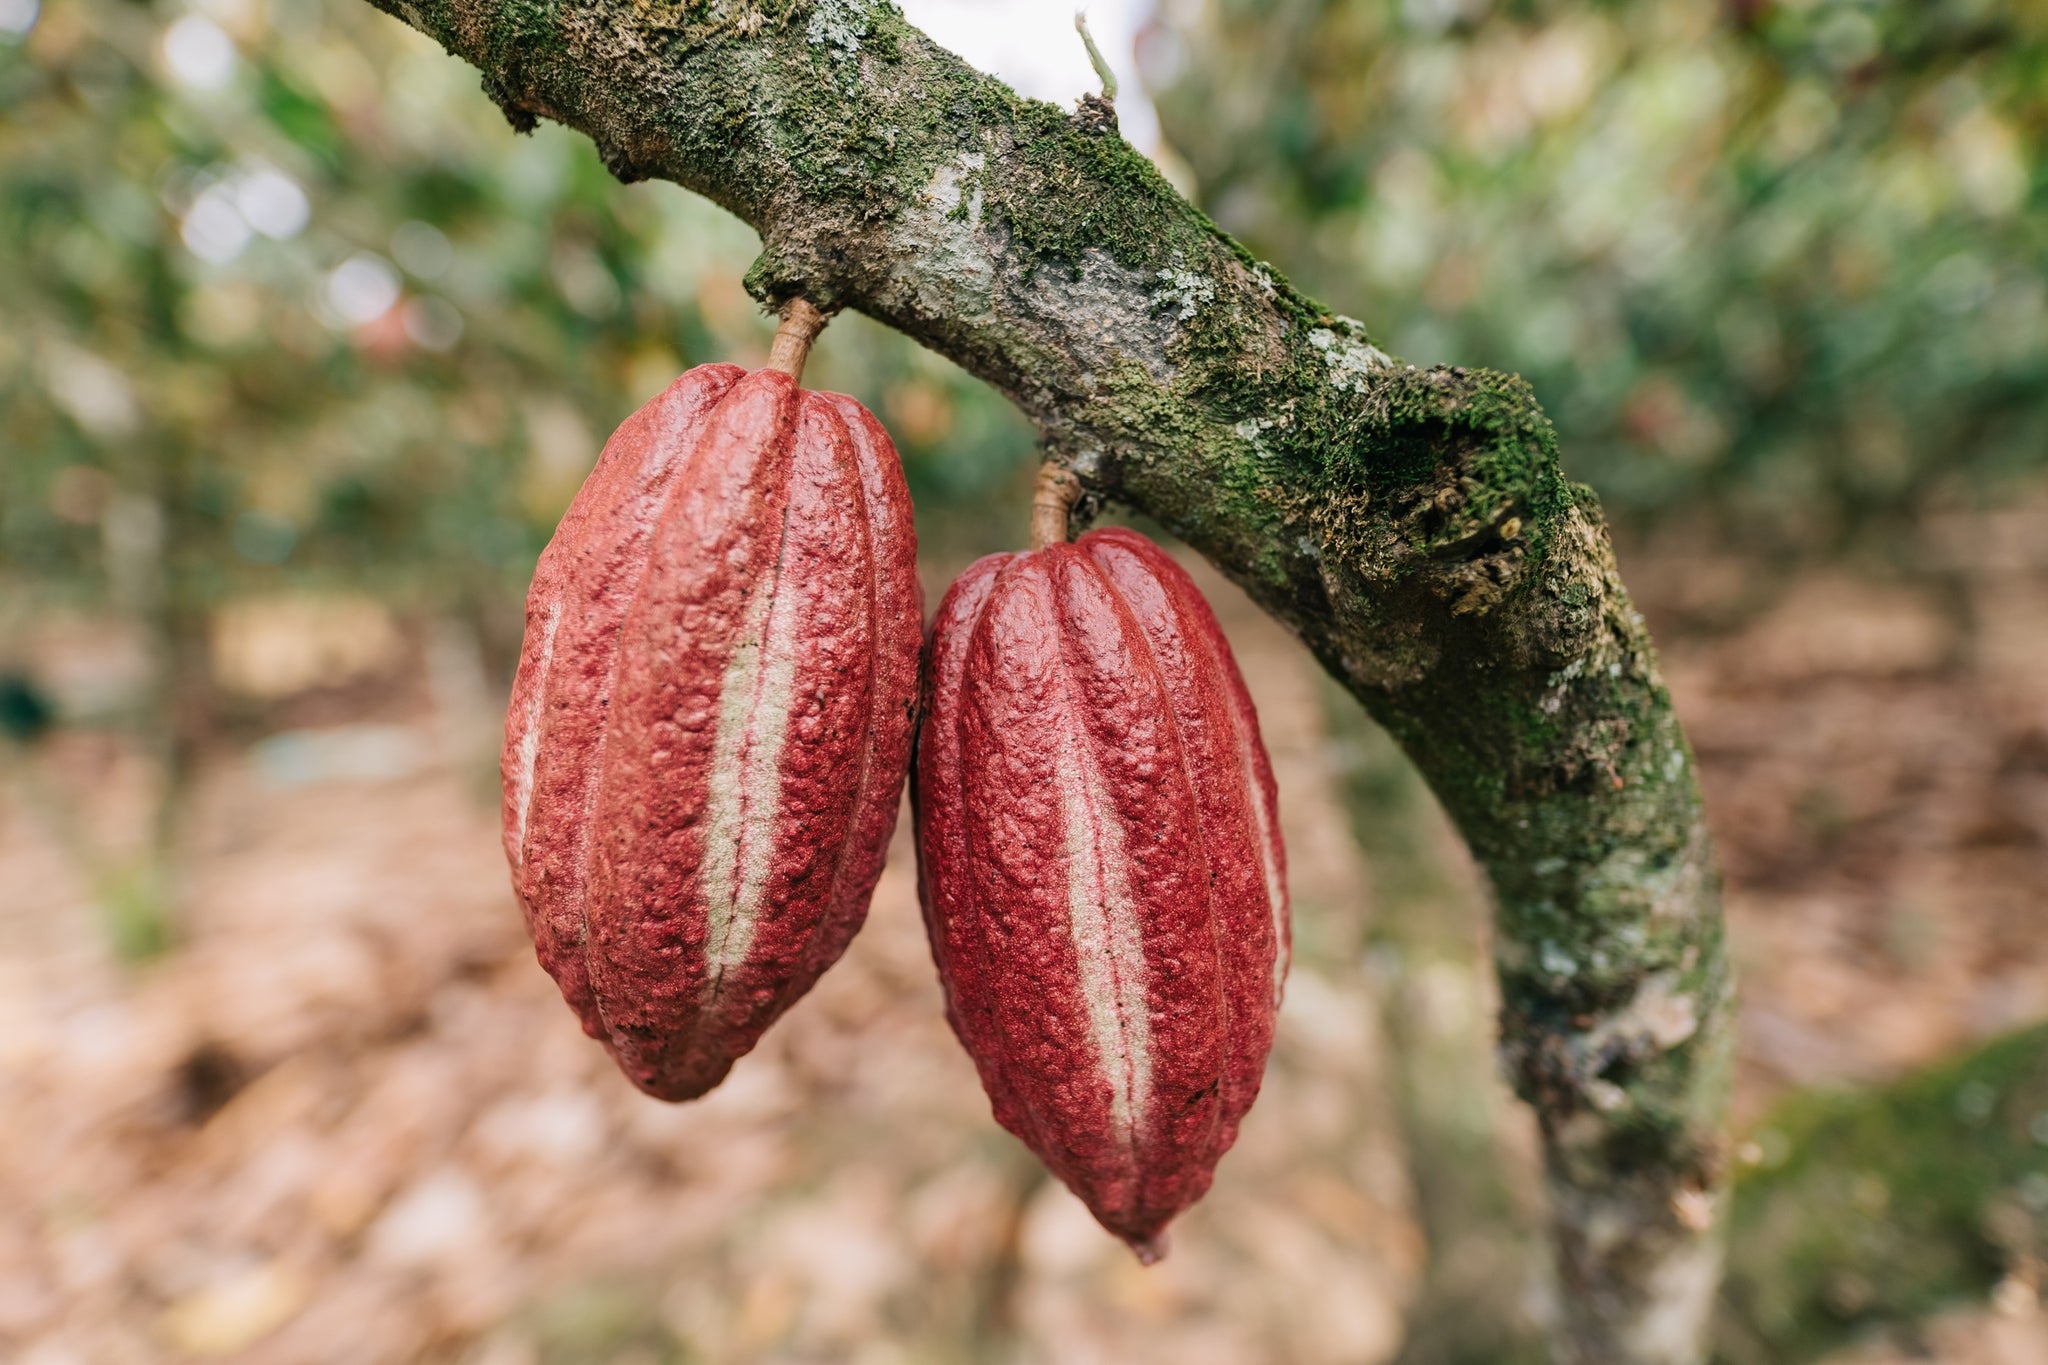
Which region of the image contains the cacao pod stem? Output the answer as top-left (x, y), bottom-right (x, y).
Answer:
top-left (1030, 462), bottom-right (1083, 549)
top-left (765, 297), bottom-right (829, 383)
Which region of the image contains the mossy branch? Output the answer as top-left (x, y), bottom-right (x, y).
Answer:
top-left (359, 2), bottom-right (1733, 1359)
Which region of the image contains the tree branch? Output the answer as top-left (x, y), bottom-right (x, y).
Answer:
top-left (363, 2), bottom-right (1734, 1358)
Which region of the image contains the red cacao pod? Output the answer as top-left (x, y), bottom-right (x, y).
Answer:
top-left (502, 362), bottom-right (922, 1101)
top-left (915, 526), bottom-right (1288, 1260)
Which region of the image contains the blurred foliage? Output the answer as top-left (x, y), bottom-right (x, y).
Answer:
top-left (1145, 0), bottom-right (2048, 548)
top-left (0, 0), bottom-right (1037, 682)
top-left (0, 0), bottom-right (1037, 953)
top-left (0, 672), bottom-right (57, 744)
top-left (12, 0), bottom-right (2038, 666)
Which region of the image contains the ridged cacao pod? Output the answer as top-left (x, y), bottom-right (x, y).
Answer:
top-left (502, 363), bottom-right (922, 1101)
top-left (915, 526), bottom-right (1288, 1260)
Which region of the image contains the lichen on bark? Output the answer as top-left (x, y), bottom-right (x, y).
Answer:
top-left (361, 2), bottom-right (1736, 1359)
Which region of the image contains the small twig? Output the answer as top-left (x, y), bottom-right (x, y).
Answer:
top-left (968, 1157), bottom-right (1049, 1363)
top-left (1073, 12), bottom-right (1117, 104)
top-left (764, 297), bottom-right (829, 383)
top-left (1030, 463), bottom-right (1083, 550)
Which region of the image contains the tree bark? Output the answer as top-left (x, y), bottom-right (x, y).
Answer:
top-left (361, 3), bottom-right (1735, 1358)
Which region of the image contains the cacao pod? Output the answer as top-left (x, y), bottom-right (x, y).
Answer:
top-left (502, 362), bottom-right (922, 1101)
top-left (915, 526), bottom-right (1288, 1260)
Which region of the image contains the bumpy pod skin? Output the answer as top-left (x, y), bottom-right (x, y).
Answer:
top-left (914, 527), bottom-right (1288, 1260)
top-left (502, 365), bottom-right (922, 1101)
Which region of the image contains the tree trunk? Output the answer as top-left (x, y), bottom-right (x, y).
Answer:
top-left (358, 4), bottom-right (1735, 1358)
top-left (1328, 685), bottom-right (1550, 1364)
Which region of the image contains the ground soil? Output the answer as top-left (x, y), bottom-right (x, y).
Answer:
top-left (4, 505), bottom-right (2045, 1364)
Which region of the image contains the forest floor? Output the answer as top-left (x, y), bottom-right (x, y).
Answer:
top-left (3, 498), bottom-right (2047, 1365)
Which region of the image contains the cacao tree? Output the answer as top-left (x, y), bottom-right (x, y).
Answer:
top-left (344, 2), bottom-right (1734, 1361)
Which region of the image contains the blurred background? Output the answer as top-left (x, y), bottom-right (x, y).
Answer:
top-left (2, 0), bottom-right (2045, 1361)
